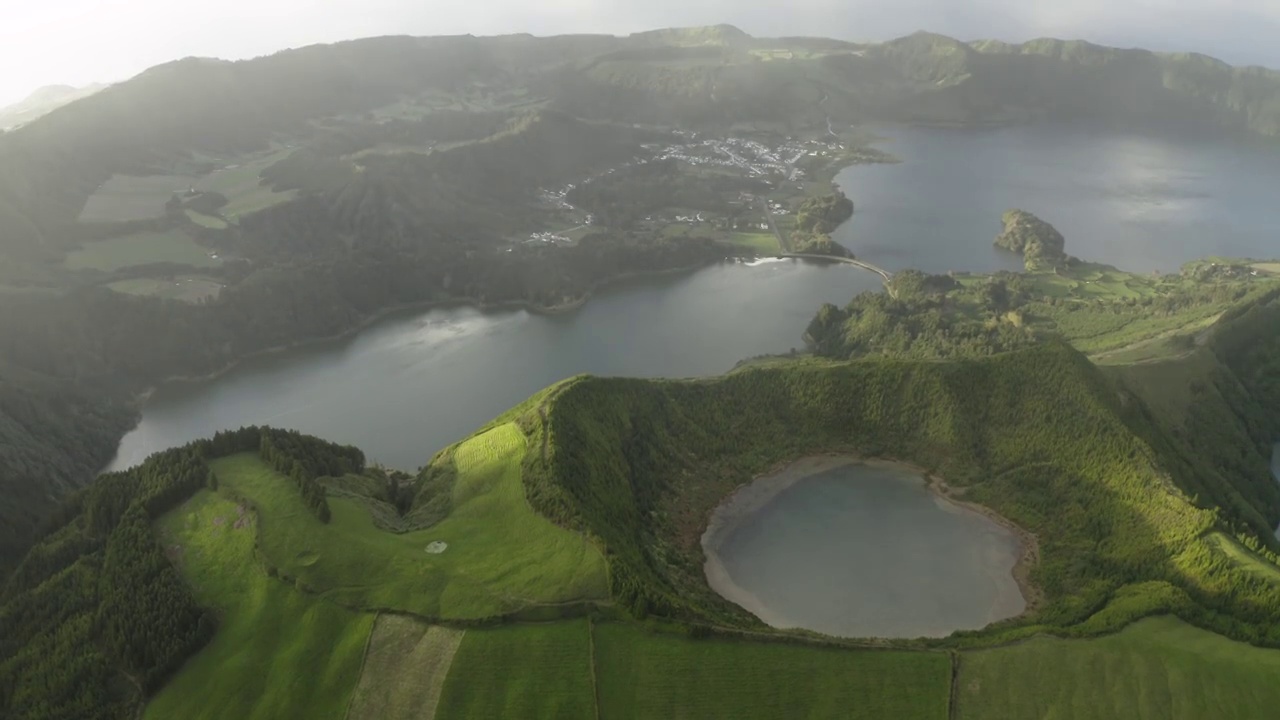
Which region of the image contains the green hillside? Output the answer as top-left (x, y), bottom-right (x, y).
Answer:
top-left (3, 24), bottom-right (1280, 719)
top-left (145, 490), bottom-right (373, 720)
top-left (208, 424), bottom-right (608, 619)
top-left (957, 616), bottom-right (1280, 719)
top-left (4, 311), bottom-right (1280, 717)
top-left (3, 23), bottom-right (1280, 571)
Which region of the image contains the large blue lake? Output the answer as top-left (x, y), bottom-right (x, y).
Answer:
top-left (110, 125), bottom-right (1280, 471)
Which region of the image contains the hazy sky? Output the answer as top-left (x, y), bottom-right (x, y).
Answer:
top-left (2, 0), bottom-right (1278, 107)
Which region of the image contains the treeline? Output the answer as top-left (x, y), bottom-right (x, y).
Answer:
top-left (0, 447), bottom-right (214, 719)
top-left (804, 267), bottom-right (1273, 363)
top-left (793, 192), bottom-right (853, 235)
top-left (0, 426), bottom-right (363, 719)
top-left (525, 341), bottom-right (1280, 645)
top-left (259, 428), bottom-right (366, 523)
top-left (805, 291), bottom-right (1037, 360)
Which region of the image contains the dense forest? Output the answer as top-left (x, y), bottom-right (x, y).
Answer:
top-left (0, 428), bottom-right (365, 719)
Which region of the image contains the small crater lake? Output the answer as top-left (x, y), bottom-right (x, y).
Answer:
top-left (702, 458), bottom-right (1026, 639)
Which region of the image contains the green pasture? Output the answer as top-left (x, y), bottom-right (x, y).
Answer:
top-left (146, 490), bottom-right (373, 720)
top-left (956, 616), bottom-right (1280, 720)
top-left (210, 423), bottom-right (608, 619)
top-left (65, 229), bottom-right (220, 271)
top-left (196, 148), bottom-right (298, 219)
top-left (435, 621), bottom-right (595, 719)
top-left (77, 174), bottom-right (194, 222)
top-left (185, 209), bottom-right (228, 229)
top-left (724, 232), bottom-right (781, 253)
top-left (595, 623), bottom-right (949, 720)
top-left (107, 276), bottom-right (222, 302)
top-left (1205, 532), bottom-right (1280, 586)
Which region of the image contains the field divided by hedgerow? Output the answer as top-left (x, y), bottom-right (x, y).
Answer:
top-left (434, 620), bottom-right (595, 719)
top-left (346, 615), bottom-right (465, 720)
top-left (594, 623), bottom-right (950, 720)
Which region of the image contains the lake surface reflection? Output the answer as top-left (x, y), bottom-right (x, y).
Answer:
top-left (703, 459), bottom-right (1025, 638)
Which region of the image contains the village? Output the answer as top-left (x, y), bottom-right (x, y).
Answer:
top-left (522, 132), bottom-right (877, 247)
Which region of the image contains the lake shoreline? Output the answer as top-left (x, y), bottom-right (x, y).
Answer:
top-left (118, 257), bottom-right (737, 434)
top-left (700, 454), bottom-right (1043, 637)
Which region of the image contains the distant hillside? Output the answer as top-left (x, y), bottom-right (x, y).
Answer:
top-left (1, 26), bottom-right (1279, 258)
top-left (0, 83), bottom-right (105, 130)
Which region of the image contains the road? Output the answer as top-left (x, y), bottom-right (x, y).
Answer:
top-left (779, 253), bottom-right (893, 284)
top-left (760, 198), bottom-right (791, 252)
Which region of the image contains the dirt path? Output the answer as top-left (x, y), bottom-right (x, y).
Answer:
top-left (345, 615), bottom-right (465, 720)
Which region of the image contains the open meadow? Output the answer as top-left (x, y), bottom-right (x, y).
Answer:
top-left (65, 229), bottom-right (220, 271)
top-left (195, 148), bottom-right (298, 219)
top-left (346, 615), bottom-right (464, 720)
top-left (210, 423), bottom-right (609, 619)
top-left (185, 209), bottom-right (229, 229)
top-left (107, 276), bottom-right (222, 302)
top-left (77, 174), bottom-right (194, 222)
top-left (1205, 532), bottom-right (1280, 586)
top-left (435, 621), bottom-right (596, 719)
top-left (594, 623), bottom-right (950, 720)
top-left (146, 490), bottom-right (374, 720)
top-left (956, 616), bottom-right (1280, 720)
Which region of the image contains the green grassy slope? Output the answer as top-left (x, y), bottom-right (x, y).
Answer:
top-left (146, 490), bottom-right (373, 720)
top-left (956, 616), bottom-right (1280, 720)
top-left (526, 341), bottom-right (1280, 643)
top-left (211, 422), bottom-right (608, 619)
top-left (595, 623), bottom-right (949, 720)
top-left (435, 620), bottom-right (596, 719)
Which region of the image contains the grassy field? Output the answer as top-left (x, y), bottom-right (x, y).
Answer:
top-left (1205, 532), bottom-right (1280, 586)
top-left (595, 623), bottom-right (950, 720)
top-left (956, 616), bottom-right (1280, 719)
top-left (196, 147), bottom-right (298, 219)
top-left (435, 620), bottom-right (595, 719)
top-left (77, 173), bottom-right (194, 222)
top-left (65, 229), bottom-right (220, 271)
top-left (107, 276), bottom-right (222, 302)
top-left (724, 231), bottom-right (780, 253)
top-left (147, 490), bottom-right (374, 720)
top-left (210, 423), bottom-right (608, 619)
top-left (347, 615), bottom-right (465, 720)
top-left (186, 209), bottom-right (229, 229)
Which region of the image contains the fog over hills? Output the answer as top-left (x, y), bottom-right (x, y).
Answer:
top-left (4, 0), bottom-right (1280, 105)
top-left (0, 83), bottom-right (105, 129)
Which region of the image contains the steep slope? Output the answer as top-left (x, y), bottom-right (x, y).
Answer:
top-left (525, 341), bottom-right (1280, 643)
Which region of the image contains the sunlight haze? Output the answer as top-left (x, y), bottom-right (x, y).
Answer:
top-left (2, 0), bottom-right (1279, 107)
